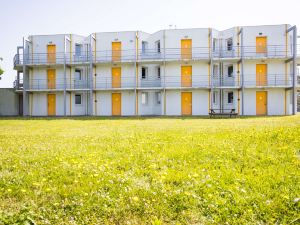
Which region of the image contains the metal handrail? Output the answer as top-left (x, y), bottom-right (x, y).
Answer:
top-left (13, 44), bottom-right (300, 66)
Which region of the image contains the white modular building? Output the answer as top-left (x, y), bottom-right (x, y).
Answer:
top-left (13, 24), bottom-right (299, 116)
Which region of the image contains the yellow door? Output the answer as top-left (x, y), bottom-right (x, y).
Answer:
top-left (256, 91), bottom-right (267, 115)
top-left (256, 37), bottom-right (267, 54)
top-left (47, 69), bottom-right (56, 89)
top-left (181, 92), bottom-right (192, 115)
top-left (112, 93), bottom-right (121, 116)
top-left (47, 94), bottom-right (56, 116)
top-left (181, 39), bottom-right (192, 60)
top-left (256, 64), bottom-right (267, 86)
top-left (112, 42), bottom-right (121, 61)
top-left (47, 45), bottom-right (56, 63)
top-left (181, 66), bottom-right (192, 87)
top-left (112, 67), bottom-right (121, 88)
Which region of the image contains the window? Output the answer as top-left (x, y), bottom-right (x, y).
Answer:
top-left (157, 66), bottom-right (161, 79)
top-left (227, 65), bottom-right (233, 77)
top-left (213, 91), bottom-right (218, 104)
top-left (141, 92), bottom-right (148, 105)
top-left (75, 69), bottom-right (82, 80)
top-left (142, 67), bottom-right (148, 79)
top-left (213, 38), bottom-right (217, 51)
top-left (228, 92), bottom-right (233, 104)
top-left (226, 38), bottom-right (233, 51)
top-left (213, 64), bottom-right (219, 77)
top-left (142, 41), bottom-right (148, 53)
top-left (155, 92), bottom-right (161, 104)
top-left (75, 94), bottom-right (82, 105)
top-left (75, 44), bottom-right (82, 56)
top-left (155, 40), bottom-right (161, 53)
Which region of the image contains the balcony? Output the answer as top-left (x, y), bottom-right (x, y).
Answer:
top-left (13, 79), bottom-right (23, 90)
top-left (16, 73), bottom-right (294, 92)
top-left (23, 79), bottom-right (89, 90)
top-left (93, 49), bottom-right (136, 63)
top-left (242, 45), bottom-right (293, 58)
top-left (243, 74), bottom-right (293, 87)
top-left (212, 76), bottom-right (240, 87)
top-left (94, 77), bottom-right (136, 90)
top-left (13, 52), bottom-right (90, 67)
top-left (14, 44), bottom-right (298, 68)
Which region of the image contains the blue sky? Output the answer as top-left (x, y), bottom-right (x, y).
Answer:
top-left (0, 0), bottom-right (299, 87)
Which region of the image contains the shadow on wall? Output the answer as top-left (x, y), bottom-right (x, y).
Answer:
top-left (0, 88), bottom-right (22, 116)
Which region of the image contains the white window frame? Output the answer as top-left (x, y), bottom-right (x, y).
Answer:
top-left (227, 92), bottom-right (234, 104)
top-left (75, 44), bottom-right (82, 56)
top-left (156, 66), bottom-right (161, 79)
top-left (213, 64), bottom-right (219, 78)
top-left (141, 67), bottom-right (148, 79)
top-left (213, 91), bottom-right (218, 104)
top-left (213, 38), bottom-right (217, 52)
top-left (75, 69), bottom-right (82, 80)
top-left (142, 41), bottom-right (148, 54)
top-left (75, 94), bottom-right (82, 105)
top-left (227, 65), bottom-right (234, 78)
top-left (155, 40), bottom-right (161, 53)
top-left (226, 38), bottom-right (233, 51)
top-left (155, 92), bottom-right (161, 105)
top-left (141, 92), bottom-right (148, 105)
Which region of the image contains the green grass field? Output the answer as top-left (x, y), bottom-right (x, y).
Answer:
top-left (0, 116), bottom-right (299, 224)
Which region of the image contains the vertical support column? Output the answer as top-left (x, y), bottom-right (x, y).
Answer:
top-left (93, 33), bottom-right (97, 116)
top-left (134, 31), bottom-right (138, 116)
top-left (208, 28), bottom-right (213, 114)
top-left (240, 28), bottom-right (245, 116)
top-left (63, 36), bottom-right (67, 116)
top-left (89, 35), bottom-right (94, 116)
top-left (292, 26), bottom-right (297, 115)
top-left (163, 30), bottom-right (166, 115)
top-left (22, 37), bottom-right (28, 116)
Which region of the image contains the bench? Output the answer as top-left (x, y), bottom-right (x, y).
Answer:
top-left (209, 109), bottom-right (238, 118)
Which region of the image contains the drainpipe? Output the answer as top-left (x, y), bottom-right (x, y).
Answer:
top-left (89, 35), bottom-right (94, 116)
top-left (22, 37), bottom-right (28, 116)
top-left (63, 36), bottom-right (67, 116)
top-left (240, 28), bottom-right (244, 116)
top-left (134, 31), bottom-right (137, 116)
top-left (292, 26), bottom-right (297, 115)
top-left (163, 30), bottom-right (166, 115)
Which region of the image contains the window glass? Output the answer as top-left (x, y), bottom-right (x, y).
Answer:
top-left (228, 65), bottom-right (233, 77)
top-left (213, 38), bottom-right (217, 51)
top-left (213, 65), bottom-right (219, 77)
top-left (142, 67), bottom-right (147, 79)
top-left (228, 92), bottom-right (233, 104)
top-left (156, 92), bottom-right (161, 104)
top-left (75, 69), bottom-right (82, 80)
top-left (157, 67), bottom-right (161, 79)
top-left (156, 41), bottom-right (161, 53)
top-left (213, 91), bottom-right (217, 104)
top-left (142, 41), bottom-right (148, 53)
top-left (75, 94), bottom-right (82, 105)
top-left (75, 44), bottom-right (81, 56)
top-left (141, 92), bottom-right (148, 105)
top-left (227, 38), bottom-right (233, 51)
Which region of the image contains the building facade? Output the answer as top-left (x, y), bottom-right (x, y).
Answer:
top-left (13, 24), bottom-right (298, 116)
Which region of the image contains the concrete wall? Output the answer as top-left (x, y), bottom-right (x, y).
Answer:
top-left (243, 89), bottom-right (287, 115)
top-left (0, 88), bottom-right (19, 116)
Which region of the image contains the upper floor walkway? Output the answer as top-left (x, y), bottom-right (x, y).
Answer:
top-left (13, 44), bottom-right (298, 68)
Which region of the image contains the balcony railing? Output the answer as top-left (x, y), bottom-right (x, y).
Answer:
top-left (15, 74), bottom-right (293, 91)
top-left (13, 44), bottom-right (299, 67)
top-left (23, 79), bottom-right (89, 90)
top-left (14, 79), bottom-right (23, 90)
top-left (243, 74), bottom-right (293, 87)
